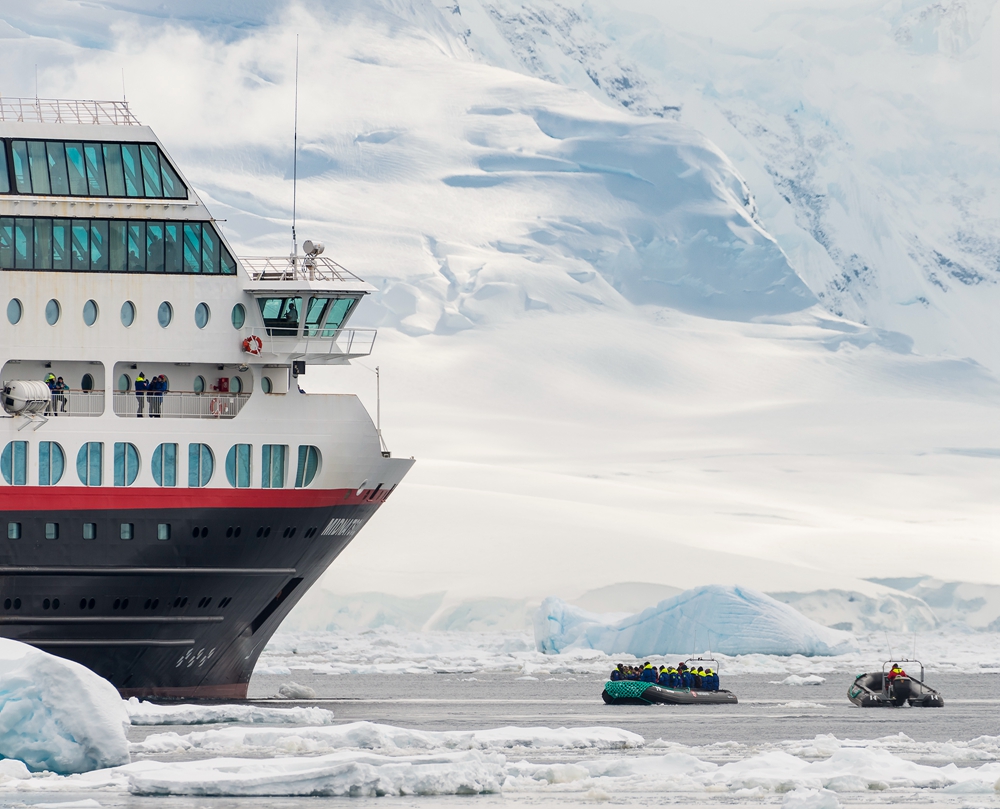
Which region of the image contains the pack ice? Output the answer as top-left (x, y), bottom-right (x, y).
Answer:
top-left (534, 585), bottom-right (857, 656)
top-left (0, 639), bottom-right (129, 773)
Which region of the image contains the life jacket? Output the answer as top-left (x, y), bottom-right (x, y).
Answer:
top-left (610, 669), bottom-right (621, 681)
top-left (640, 665), bottom-right (657, 683)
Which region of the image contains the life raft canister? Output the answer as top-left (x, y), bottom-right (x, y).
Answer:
top-left (242, 335), bottom-right (263, 355)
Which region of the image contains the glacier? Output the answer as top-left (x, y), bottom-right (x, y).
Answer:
top-left (0, 639), bottom-right (129, 774)
top-left (533, 585), bottom-right (858, 656)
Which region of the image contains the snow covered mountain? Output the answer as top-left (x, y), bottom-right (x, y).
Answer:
top-left (2, 1), bottom-right (1000, 607)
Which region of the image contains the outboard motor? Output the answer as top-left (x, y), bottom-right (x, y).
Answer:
top-left (2, 380), bottom-right (51, 416)
top-left (888, 676), bottom-right (912, 706)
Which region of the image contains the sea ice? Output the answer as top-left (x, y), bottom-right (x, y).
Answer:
top-left (776, 675), bottom-right (826, 686)
top-left (131, 722), bottom-right (645, 757)
top-left (534, 585), bottom-right (858, 656)
top-left (0, 639), bottom-right (129, 774)
top-left (125, 698), bottom-right (334, 726)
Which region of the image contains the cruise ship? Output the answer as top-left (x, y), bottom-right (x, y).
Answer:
top-left (0, 98), bottom-right (413, 698)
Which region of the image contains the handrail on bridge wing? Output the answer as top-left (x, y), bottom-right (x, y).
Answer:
top-left (239, 255), bottom-right (365, 284)
top-left (0, 97), bottom-right (141, 126)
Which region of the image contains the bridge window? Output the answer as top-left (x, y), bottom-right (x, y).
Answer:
top-left (38, 441), bottom-right (65, 486)
top-left (114, 442), bottom-right (140, 487)
top-left (295, 446), bottom-right (320, 488)
top-left (226, 444), bottom-right (251, 488)
top-left (1, 441), bottom-right (27, 485)
top-left (304, 296), bottom-right (358, 337)
top-left (262, 444), bottom-right (287, 489)
top-left (188, 443), bottom-right (214, 487)
top-left (258, 297), bottom-right (301, 336)
top-left (77, 442), bottom-right (102, 486)
top-left (152, 443), bottom-right (177, 487)
top-left (3, 139), bottom-right (187, 200)
top-left (0, 218), bottom-right (235, 274)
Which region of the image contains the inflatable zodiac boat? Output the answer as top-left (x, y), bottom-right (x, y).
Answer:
top-left (602, 657), bottom-right (738, 705)
top-left (848, 660), bottom-right (943, 708)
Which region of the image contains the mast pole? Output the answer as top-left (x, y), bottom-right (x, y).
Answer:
top-left (292, 34), bottom-right (300, 263)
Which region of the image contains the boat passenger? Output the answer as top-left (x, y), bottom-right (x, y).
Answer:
top-left (44, 373), bottom-right (56, 414)
top-left (887, 664), bottom-right (906, 681)
top-left (704, 668), bottom-right (717, 690)
top-left (135, 372), bottom-right (148, 417)
top-left (53, 377), bottom-right (68, 414)
top-left (610, 665), bottom-right (622, 681)
top-left (692, 667), bottom-right (704, 688)
top-left (640, 662), bottom-right (657, 683)
top-left (657, 667), bottom-right (672, 687)
top-left (668, 667), bottom-right (680, 688)
top-left (680, 667), bottom-right (692, 688)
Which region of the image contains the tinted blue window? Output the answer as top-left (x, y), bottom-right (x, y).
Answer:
top-left (295, 446), bottom-right (320, 488)
top-left (38, 442), bottom-right (64, 486)
top-left (188, 443), bottom-right (213, 487)
top-left (114, 442), bottom-right (139, 487)
top-left (261, 445), bottom-right (286, 489)
top-left (225, 444), bottom-right (251, 488)
top-left (152, 443), bottom-right (177, 487)
top-left (0, 145), bottom-right (8, 193)
top-left (1, 441), bottom-right (27, 486)
top-left (77, 442), bottom-right (102, 486)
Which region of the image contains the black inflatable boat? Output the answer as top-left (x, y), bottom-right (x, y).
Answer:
top-left (848, 659), bottom-right (943, 708)
top-left (602, 657), bottom-right (738, 705)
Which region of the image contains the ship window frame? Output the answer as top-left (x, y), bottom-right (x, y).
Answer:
top-left (83, 523), bottom-right (97, 540)
top-left (188, 443), bottom-right (214, 488)
top-left (77, 442), bottom-right (103, 486)
top-left (231, 303), bottom-right (246, 329)
top-left (38, 441), bottom-right (65, 486)
top-left (157, 301), bottom-right (173, 328)
top-left (1, 440), bottom-right (27, 486)
top-left (261, 444), bottom-right (288, 489)
top-left (6, 299), bottom-right (21, 325)
top-left (120, 300), bottom-right (135, 327)
top-left (195, 302), bottom-right (210, 329)
top-left (295, 445), bottom-right (321, 488)
top-left (83, 299), bottom-right (99, 326)
top-left (113, 442), bottom-right (140, 487)
top-left (225, 444), bottom-right (252, 488)
top-left (152, 442), bottom-right (178, 487)
top-left (7, 522), bottom-right (19, 540)
top-left (45, 522), bottom-right (59, 540)
top-left (0, 217), bottom-right (236, 275)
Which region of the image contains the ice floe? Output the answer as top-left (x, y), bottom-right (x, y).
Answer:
top-left (131, 722), bottom-right (645, 757)
top-left (776, 675), bottom-right (826, 686)
top-left (0, 639), bottom-right (129, 774)
top-left (125, 698), bottom-right (334, 726)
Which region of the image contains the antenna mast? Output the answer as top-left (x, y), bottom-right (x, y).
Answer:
top-left (291, 34), bottom-right (300, 261)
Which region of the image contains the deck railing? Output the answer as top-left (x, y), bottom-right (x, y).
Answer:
top-left (43, 390), bottom-right (104, 417)
top-left (0, 98), bottom-right (140, 126)
top-left (243, 327), bottom-right (376, 359)
top-left (240, 255), bottom-right (365, 284)
top-left (113, 391), bottom-right (250, 419)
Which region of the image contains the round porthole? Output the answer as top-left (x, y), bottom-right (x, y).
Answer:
top-left (83, 299), bottom-right (99, 326)
top-left (6, 299), bottom-right (21, 325)
top-left (193, 375), bottom-right (206, 393)
top-left (45, 299), bottom-right (60, 325)
top-left (231, 303), bottom-right (246, 330)
top-left (81, 373), bottom-right (94, 391)
top-left (231, 376), bottom-right (243, 394)
top-left (120, 301), bottom-right (135, 327)
top-left (117, 374), bottom-right (131, 392)
top-left (157, 302), bottom-right (173, 328)
top-left (261, 376), bottom-right (272, 394)
top-left (195, 302), bottom-right (210, 329)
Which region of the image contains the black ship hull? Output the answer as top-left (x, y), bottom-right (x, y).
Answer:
top-left (0, 486), bottom-right (391, 698)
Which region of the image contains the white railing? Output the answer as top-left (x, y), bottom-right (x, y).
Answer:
top-left (0, 97), bottom-right (140, 126)
top-left (113, 391), bottom-right (250, 419)
top-left (240, 255), bottom-right (365, 284)
top-left (42, 390), bottom-right (104, 417)
top-left (243, 327), bottom-right (376, 359)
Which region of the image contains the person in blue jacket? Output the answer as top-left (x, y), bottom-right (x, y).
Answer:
top-left (609, 665), bottom-right (622, 681)
top-left (657, 666), bottom-right (671, 687)
top-left (640, 662), bottom-right (657, 683)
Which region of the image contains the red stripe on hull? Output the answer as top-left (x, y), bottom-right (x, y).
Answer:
top-left (0, 486), bottom-right (391, 510)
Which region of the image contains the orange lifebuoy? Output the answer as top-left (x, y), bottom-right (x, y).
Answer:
top-left (209, 398), bottom-right (229, 417)
top-left (242, 335), bottom-right (263, 355)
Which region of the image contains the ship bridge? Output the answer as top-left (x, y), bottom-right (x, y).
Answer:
top-left (238, 253), bottom-right (377, 363)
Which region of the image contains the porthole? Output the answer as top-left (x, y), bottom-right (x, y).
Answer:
top-left (262, 376), bottom-right (272, 394)
top-left (88, 598), bottom-right (95, 610)
top-left (120, 523), bottom-right (134, 540)
top-left (13, 598), bottom-right (20, 610)
top-left (113, 598), bottom-right (121, 609)
top-left (6, 299), bottom-right (21, 325)
top-left (117, 374), bottom-right (131, 392)
top-left (7, 522), bottom-right (19, 540)
top-left (121, 300), bottom-right (135, 327)
top-left (157, 523), bottom-right (170, 541)
top-left (226, 527), bottom-right (233, 538)
top-left (231, 376), bottom-right (243, 394)
top-left (231, 303), bottom-right (246, 329)
top-left (195, 302), bottom-right (210, 329)
top-left (52, 598), bottom-right (59, 610)
top-left (83, 299), bottom-right (99, 326)
top-left (81, 373), bottom-right (94, 391)
top-left (43, 599), bottom-right (50, 610)
top-left (45, 299), bottom-right (60, 325)
top-left (193, 375), bottom-right (206, 393)
top-left (158, 301), bottom-right (173, 328)
top-left (200, 526), bottom-right (208, 538)
top-left (79, 598), bottom-right (86, 610)
top-left (83, 523), bottom-right (96, 540)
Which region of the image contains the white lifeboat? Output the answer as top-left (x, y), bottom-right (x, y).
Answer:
top-left (2, 380), bottom-right (53, 415)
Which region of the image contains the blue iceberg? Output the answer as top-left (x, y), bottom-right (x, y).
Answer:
top-left (535, 585), bottom-right (857, 657)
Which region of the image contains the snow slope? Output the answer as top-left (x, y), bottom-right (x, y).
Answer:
top-left (534, 585), bottom-right (858, 656)
top-left (1, 2), bottom-right (1000, 606)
